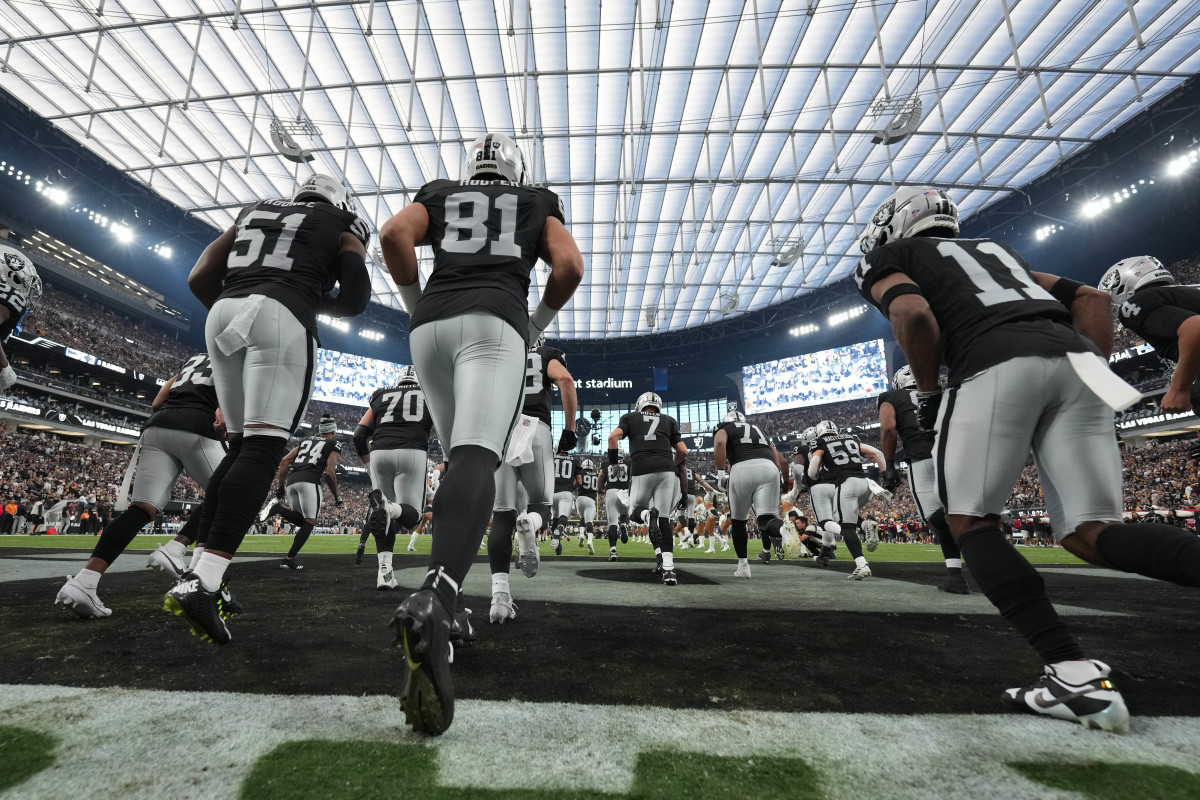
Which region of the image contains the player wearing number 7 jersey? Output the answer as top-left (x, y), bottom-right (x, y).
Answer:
top-left (857, 185), bottom-right (1200, 734)
top-left (380, 132), bottom-right (584, 736)
top-left (167, 174), bottom-right (371, 646)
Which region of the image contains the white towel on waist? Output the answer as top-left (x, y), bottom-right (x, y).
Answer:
top-left (214, 294), bottom-right (266, 356)
top-left (505, 415), bottom-right (538, 466)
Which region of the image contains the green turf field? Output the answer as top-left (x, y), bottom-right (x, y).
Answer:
top-left (0, 534), bottom-right (1087, 564)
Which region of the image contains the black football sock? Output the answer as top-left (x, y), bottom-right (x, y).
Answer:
top-left (276, 505), bottom-right (307, 528)
top-left (957, 525), bottom-right (1083, 664)
top-left (175, 505), bottom-right (202, 545)
top-left (607, 525), bottom-right (619, 547)
top-left (205, 436), bottom-right (289, 556)
top-left (658, 516), bottom-right (674, 554)
top-left (358, 527), bottom-right (371, 547)
top-left (929, 509), bottom-right (961, 561)
top-left (585, 522), bottom-right (594, 536)
top-left (426, 445), bottom-right (498, 590)
top-left (488, 510), bottom-right (518, 575)
top-left (89, 506), bottom-right (153, 565)
top-left (731, 519), bottom-right (749, 559)
top-left (530, 503), bottom-right (551, 527)
top-left (1096, 522), bottom-right (1200, 586)
top-left (376, 518), bottom-right (399, 554)
top-left (841, 524), bottom-right (864, 559)
top-left (687, 519), bottom-right (696, 534)
top-left (286, 522), bottom-right (314, 559)
top-left (194, 438), bottom-right (242, 547)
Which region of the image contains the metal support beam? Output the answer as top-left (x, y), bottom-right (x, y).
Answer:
top-left (822, 67), bottom-right (839, 174)
top-left (296, 4), bottom-right (318, 120)
top-left (84, 29), bottom-right (104, 93)
top-left (999, 0), bottom-right (1023, 77)
top-left (1125, 0), bottom-right (1144, 50)
top-left (181, 21), bottom-right (204, 111)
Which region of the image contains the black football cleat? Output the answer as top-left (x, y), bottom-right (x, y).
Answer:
top-left (450, 607), bottom-right (476, 645)
top-left (757, 550), bottom-right (771, 564)
top-left (218, 581), bottom-right (244, 618)
top-left (620, 525), bottom-right (629, 544)
top-left (279, 557), bottom-right (304, 570)
top-left (772, 536), bottom-right (785, 561)
top-left (366, 489), bottom-right (388, 540)
top-left (1002, 660), bottom-right (1129, 733)
top-left (163, 572), bottom-right (231, 645)
top-left (652, 552), bottom-right (664, 575)
top-left (813, 546), bottom-right (833, 568)
top-left (661, 569), bottom-right (678, 586)
top-left (938, 568), bottom-right (970, 595)
top-left (390, 589), bottom-right (455, 736)
top-left (354, 542), bottom-right (366, 565)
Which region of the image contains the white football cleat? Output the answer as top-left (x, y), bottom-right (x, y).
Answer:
top-left (146, 544), bottom-right (185, 577)
top-left (489, 591), bottom-right (516, 624)
top-left (55, 576), bottom-right (112, 618)
top-left (377, 568), bottom-right (397, 591)
top-left (1002, 659), bottom-right (1129, 734)
top-left (587, 538), bottom-right (595, 556)
top-left (734, 563), bottom-right (751, 578)
top-left (848, 564), bottom-right (872, 581)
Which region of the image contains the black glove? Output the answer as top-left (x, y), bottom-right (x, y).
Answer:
top-left (275, 485), bottom-right (285, 500)
top-left (557, 429), bottom-right (578, 452)
top-left (916, 389), bottom-right (943, 434)
top-left (881, 468), bottom-right (900, 492)
top-left (677, 495), bottom-right (687, 511)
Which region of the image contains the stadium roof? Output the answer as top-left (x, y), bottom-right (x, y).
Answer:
top-left (1, 1), bottom-right (1197, 339)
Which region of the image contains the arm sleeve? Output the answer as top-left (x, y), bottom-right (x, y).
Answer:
top-left (352, 425), bottom-right (371, 459)
top-left (1133, 306), bottom-right (1197, 342)
top-left (322, 251), bottom-right (371, 317)
top-left (669, 418), bottom-right (682, 446)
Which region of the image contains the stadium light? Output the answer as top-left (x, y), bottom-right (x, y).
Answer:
top-left (788, 324), bottom-right (818, 336)
top-left (110, 223), bottom-right (133, 243)
top-left (150, 243), bottom-right (173, 259)
top-left (359, 329), bottom-right (385, 341)
top-left (316, 313), bottom-right (350, 333)
top-left (1167, 149), bottom-right (1198, 177)
top-left (827, 305), bottom-right (869, 327)
top-left (1034, 224), bottom-right (1064, 241)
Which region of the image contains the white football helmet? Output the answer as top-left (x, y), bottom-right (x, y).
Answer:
top-left (318, 414), bottom-right (337, 434)
top-left (635, 392), bottom-right (663, 412)
top-left (815, 420), bottom-right (838, 438)
top-left (723, 409), bottom-right (746, 424)
top-left (892, 365), bottom-right (916, 390)
top-left (397, 365), bottom-right (419, 386)
top-left (1098, 256), bottom-right (1173, 310)
top-left (858, 186), bottom-right (959, 254)
top-left (801, 426), bottom-right (817, 446)
top-left (0, 244), bottom-right (42, 311)
top-left (294, 174), bottom-right (354, 213)
top-left (581, 459), bottom-right (594, 471)
top-left (466, 133), bottom-right (528, 185)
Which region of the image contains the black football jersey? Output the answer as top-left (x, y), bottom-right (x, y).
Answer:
top-left (219, 199), bottom-right (370, 343)
top-left (603, 461), bottom-right (631, 491)
top-left (856, 237), bottom-right (1088, 384)
top-left (410, 178), bottom-right (565, 339)
top-left (287, 435), bottom-right (342, 485)
top-left (877, 389), bottom-right (933, 462)
top-left (368, 385), bottom-right (434, 452)
top-left (1116, 284), bottom-right (1200, 363)
top-left (521, 345), bottom-right (567, 425)
top-left (580, 468), bottom-right (600, 493)
top-left (716, 420), bottom-right (774, 466)
top-left (618, 411), bottom-right (682, 476)
top-left (553, 454), bottom-right (578, 493)
top-left (146, 354), bottom-right (221, 440)
top-left (813, 433), bottom-right (867, 482)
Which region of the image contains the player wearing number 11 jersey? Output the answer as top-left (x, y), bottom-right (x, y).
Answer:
top-left (167, 174), bottom-right (371, 646)
top-left (381, 132), bottom-right (584, 736)
top-left (858, 185), bottom-right (1200, 734)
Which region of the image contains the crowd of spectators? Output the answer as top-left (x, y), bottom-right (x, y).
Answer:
top-left (20, 283), bottom-right (194, 380)
top-left (1, 385), bottom-right (145, 429)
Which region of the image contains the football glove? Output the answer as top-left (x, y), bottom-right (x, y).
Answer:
top-left (275, 485), bottom-right (286, 501)
top-left (0, 364), bottom-right (16, 391)
top-left (334, 496), bottom-right (344, 507)
top-left (881, 468), bottom-right (900, 492)
top-left (916, 389), bottom-right (943, 433)
top-left (557, 429), bottom-right (577, 452)
top-left (716, 470), bottom-right (728, 492)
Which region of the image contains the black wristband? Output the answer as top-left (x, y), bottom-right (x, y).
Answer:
top-left (608, 448), bottom-right (619, 466)
top-left (1049, 277), bottom-right (1085, 308)
top-left (879, 283), bottom-right (925, 317)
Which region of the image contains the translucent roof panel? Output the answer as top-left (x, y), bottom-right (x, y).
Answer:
top-left (1, 0), bottom-right (1196, 338)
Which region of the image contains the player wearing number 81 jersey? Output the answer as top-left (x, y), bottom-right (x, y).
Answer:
top-left (856, 184), bottom-right (1200, 735)
top-left (713, 410), bottom-right (787, 578)
top-left (599, 458), bottom-right (632, 560)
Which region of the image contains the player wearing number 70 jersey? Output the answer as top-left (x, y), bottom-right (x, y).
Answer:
top-left (168, 173), bottom-right (372, 647)
top-left (380, 132), bottom-right (584, 736)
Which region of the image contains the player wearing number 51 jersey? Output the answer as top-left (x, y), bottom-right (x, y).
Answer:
top-left (381, 132), bottom-right (584, 735)
top-left (167, 174), bottom-right (371, 647)
top-left (858, 185), bottom-right (1200, 735)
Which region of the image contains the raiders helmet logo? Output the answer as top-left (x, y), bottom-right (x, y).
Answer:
top-left (692, 437), bottom-right (704, 448)
top-left (871, 199), bottom-right (895, 227)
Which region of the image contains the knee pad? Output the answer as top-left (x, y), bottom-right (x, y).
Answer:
top-left (756, 514), bottom-right (776, 531)
top-left (823, 520), bottom-right (840, 537)
top-left (927, 507), bottom-right (949, 535)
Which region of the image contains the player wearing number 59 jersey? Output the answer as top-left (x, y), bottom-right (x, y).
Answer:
top-left (858, 185), bottom-right (1200, 735)
top-left (168, 174), bottom-right (371, 647)
top-left (806, 421), bottom-right (886, 579)
top-left (381, 133), bottom-right (584, 735)
top-left (713, 410), bottom-right (787, 578)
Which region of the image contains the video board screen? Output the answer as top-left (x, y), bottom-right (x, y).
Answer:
top-left (311, 348), bottom-right (409, 407)
top-left (742, 339), bottom-right (888, 414)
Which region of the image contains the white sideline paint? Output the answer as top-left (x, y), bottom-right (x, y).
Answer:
top-left (1, 684), bottom-right (1198, 800)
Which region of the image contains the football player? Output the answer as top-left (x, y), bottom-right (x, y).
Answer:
top-left (806, 420), bottom-right (886, 579)
top-left (380, 132), bottom-right (584, 735)
top-left (858, 185), bottom-right (1200, 734)
top-left (267, 414), bottom-right (343, 569)
top-left (550, 450), bottom-right (579, 555)
top-left (879, 365), bottom-right (967, 594)
top-left (352, 366), bottom-right (434, 590)
top-left (609, 392), bottom-right (688, 585)
top-left (576, 458), bottom-right (599, 554)
top-left (488, 341), bottom-right (577, 623)
top-left (57, 354), bottom-right (227, 617)
top-left (1099, 256), bottom-right (1200, 413)
top-left (680, 466), bottom-right (715, 547)
top-left (170, 173), bottom-right (371, 645)
top-left (598, 455), bottom-right (632, 560)
top-left (0, 242), bottom-right (42, 391)
top-left (714, 410), bottom-right (788, 577)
